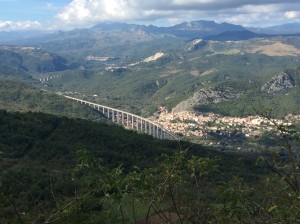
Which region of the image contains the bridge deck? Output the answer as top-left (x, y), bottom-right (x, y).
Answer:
top-left (64, 95), bottom-right (179, 140)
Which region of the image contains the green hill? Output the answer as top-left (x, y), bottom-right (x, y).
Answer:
top-left (1, 110), bottom-right (298, 223)
top-left (0, 79), bottom-right (103, 120)
top-left (195, 67), bottom-right (300, 117)
top-left (2, 33), bottom-right (300, 118)
top-left (0, 46), bottom-right (70, 75)
top-left (0, 110), bottom-right (209, 222)
top-left (0, 22), bottom-right (299, 223)
top-left (0, 65), bottom-right (33, 81)
top-left (47, 46), bottom-right (300, 117)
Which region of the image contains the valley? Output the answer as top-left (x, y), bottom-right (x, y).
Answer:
top-left (3, 27), bottom-right (300, 148)
top-left (1, 19), bottom-right (300, 223)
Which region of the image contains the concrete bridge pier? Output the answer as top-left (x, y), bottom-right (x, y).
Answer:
top-left (149, 123), bottom-right (152, 136)
top-left (126, 114), bottom-right (129, 128)
top-left (141, 119), bottom-right (144, 133)
top-left (131, 115), bottom-right (134, 129)
top-left (145, 122), bottom-right (148, 135)
top-left (122, 112), bottom-right (125, 126)
top-left (135, 117), bottom-right (138, 131)
top-left (116, 111), bottom-right (119, 124)
top-left (63, 95), bottom-right (178, 141)
top-left (111, 110), bottom-right (114, 122)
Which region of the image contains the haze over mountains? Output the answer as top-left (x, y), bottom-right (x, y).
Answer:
top-left (1, 19), bottom-right (300, 118)
top-left (248, 23), bottom-right (300, 35)
top-left (1, 20), bottom-right (300, 45)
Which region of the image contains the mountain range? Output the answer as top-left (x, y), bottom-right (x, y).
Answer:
top-left (248, 23), bottom-right (300, 35)
top-left (1, 19), bottom-right (300, 118)
top-left (1, 20), bottom-right (300, 46)
top-left (1, 18), bottom-right (300, 224)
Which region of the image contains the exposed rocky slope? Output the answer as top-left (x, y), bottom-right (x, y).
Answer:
top-left (143, 52), bottom-right (165, 62)
top-left (172, 88), bottom-right (243, 112)
top-left (261, 72), bottom-right (295, 94)
top-left (185, 38), bottom-right (207, 51)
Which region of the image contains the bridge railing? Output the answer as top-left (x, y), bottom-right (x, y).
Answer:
top-left (64, 95), bottom-right (179, 140)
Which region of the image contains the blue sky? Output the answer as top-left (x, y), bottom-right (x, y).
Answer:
top-left (0, 0), bottom-right (300, 31)
top-left (0, 0), bottom-right (70, 22)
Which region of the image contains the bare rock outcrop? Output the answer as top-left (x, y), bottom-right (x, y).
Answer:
top-left (172, 88), bottom-right (242, 113)
top-left (261, 72), bottom-right (295, 94)
top-left (186, 38), bottom-right (207, 51)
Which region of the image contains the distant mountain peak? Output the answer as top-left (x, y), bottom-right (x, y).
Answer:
top-left (89, 20), bottom-right (247, 39)
top-left (1, 20), bottom-right (252, 45)
top-left (168, 20), bottom-right (245, 36)
top-left (204, 30), bottom-right (261, 41)
top-left (92, 22), bottom-right (147, 32)
top-left (248, 22), bottom-right (300, 35)
top-left (172, 20), bottom-right (225, 29)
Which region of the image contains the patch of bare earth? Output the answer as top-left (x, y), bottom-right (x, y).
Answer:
top-left (189, 57), bottom-right (200, 61)
top-left (190, 68), bottom-right (218, 77)
top-left (249, 42), bottom-right (300, 56)
top-left (190, 69), bottom-right (199, 76)
top-left (208, 49), bottom-right (240, 56)
top-left (160, 68), bottom-right (180, 77)
top-left (144, 52), bottom-right (165, 62)
top-left (199, 68), bottom-right (218, 77)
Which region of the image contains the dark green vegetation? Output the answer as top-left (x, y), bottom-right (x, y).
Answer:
top-left (0, 65), bottom-right (33, 81)
top-left (2, 22), bottom-right (300, 117)
top-left (0, 79), bottom-right (102, 121)
top-left (0, 21), bottom-right (300, 223)
top-left (196, 67), bottom-right (300, 117)
top-left (44, 39), bottom-right (300, 117)
top-left (8, 23), bottom-right (297, 117)
top-left (0, 47), bottom-right (70, 75)
top-left (0, 110), bottom-right (299, 223)
top-left (0, 110), bottom-right (233, 221)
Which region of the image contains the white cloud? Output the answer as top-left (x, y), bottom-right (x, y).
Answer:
top-left (285, 11), bottom-right (300, 19)
top-left (56, 0), bottom-right (141, 26)
top-left (0, 20), bottom-right (42, 31)
top-left (219, 14), bottom-right (274, 27)
top-left (54, 0), bottom-right (300, 28)
top-left (236, 4), bottom-right (280, 14)
top-left (1, 0), bottom-right (299, 31)
top-left (173, 0), bottom-right (215, 5)
top-left (212, 4), bottom-right (288, 27)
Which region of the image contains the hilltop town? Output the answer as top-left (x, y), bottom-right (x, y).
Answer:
top-left (153, 107), bottom-right (300, 150)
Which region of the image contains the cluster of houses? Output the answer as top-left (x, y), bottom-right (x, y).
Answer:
top-left (154, 107), bottom-right (298, 140)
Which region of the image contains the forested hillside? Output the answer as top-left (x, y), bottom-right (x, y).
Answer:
top-left (196, 67), bottom-right (300, 117)
top-left (0, 47), bottom-right (70, 74)
top-left (42, 36), bottom-right (300, 117)
top-left (0, 110), bottom-right (211, 223)
top-left (0, 79), bottom-right (102, 121)
top-left (0, 110), bottom-right (299, 223)
top-left (0, 20), bottom-right (300, 223)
